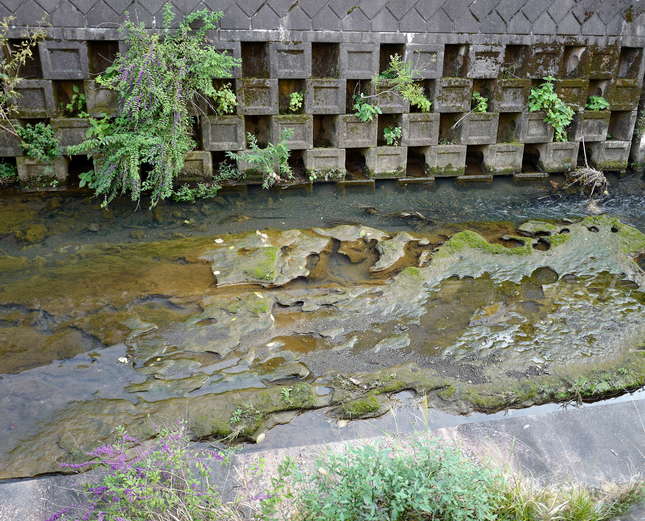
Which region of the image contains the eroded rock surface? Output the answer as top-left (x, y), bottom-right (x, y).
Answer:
top-left (1, 216), bottom-right (644, 479)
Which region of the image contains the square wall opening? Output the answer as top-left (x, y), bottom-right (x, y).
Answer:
top-left (443, 44), bottom-right (469, 77)
top-left (212, 151), bottom-right (233, 178)
top-left (439, 113), bottom-right (459, 144)
top-left (465, 145), bottom-right (484, 175)
top-left (287, 149), bottom-right (305, 179)
top-left (608, 111), bottom-right (634, 141)
top-left (345, 148), bottom-right (368, 179)
top-left (409, 80), bottom-right (436, 113)
top-left (346, 79), bottom-right (372, 113)
top-left (522, 145), bottom-right (540, 172)
top-left (241, 42), bottom-right (270, 78)
top-left (618, 47), bottom-right (643, 79)
top-left (379, 43), bottom-right (405, 74)
top-left (67, 155), bottom-right (94, 187)
top-left (312, 42), bottom-right (340, 78)
top-left (563, 46), bottom-right (587, 78)
top-left (8, 39), bottom-right (42, 78)
top-left (88, 41), bottom-right (119, 75)
top-left (407, 147), bottom-right (427, 177)
top-left (279, 79), bottom-right (306, 114)
top-left (497, 113), bottom-right (521, 143)
top-left (244, 115), bottom-right (270, 147)
top-left (587, 79), bottom-right (609, 99)
top-left (377, 114), bottom-right (402, 146)
top-left (313, 115), bottom-right (336, 147)
top-left (502, 45), bottom-right (529, 78)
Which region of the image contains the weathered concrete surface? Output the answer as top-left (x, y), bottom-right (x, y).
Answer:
top-left (1, 394), bottom-right (643, 521)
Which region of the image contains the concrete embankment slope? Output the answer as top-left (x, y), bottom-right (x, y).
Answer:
top-left (1, 394), bottom-right (643, 520)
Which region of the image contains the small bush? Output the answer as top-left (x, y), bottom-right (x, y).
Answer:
top-left (288, 91), bottom-right (304, 113)
top-left (378, 54), bottom-right (432, 112)
top-left (16, 122), bottom-right (61, 163)
top-left (0, 161), bottom-right (17, 183)
top-left (586, 96), bottom-right (610, 111)
top-left (383, 126), bottom-right (402, 146)
top-left (353, 93), bottom-right (382, 122)
top-left (472, 91), bottom-right (489, 113)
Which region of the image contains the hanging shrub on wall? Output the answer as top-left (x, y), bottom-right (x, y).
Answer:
top-left (69, 4), bottom-right (240, 208)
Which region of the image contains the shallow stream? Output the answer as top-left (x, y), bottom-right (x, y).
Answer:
top-left (1, 174), bottom-right (644, 479)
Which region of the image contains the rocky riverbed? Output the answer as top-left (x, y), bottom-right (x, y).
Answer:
top-left (1, 213), bottom-right (643, 479)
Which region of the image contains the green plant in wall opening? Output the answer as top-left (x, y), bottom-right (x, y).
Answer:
top-left (171, 182), bottom-right (221, 202)
top-left (377, 54), bottom-right (432, 113)
top-left (63, 85), bottom-right (87, 116)
top-left (16, 122), bottom-right (61, 163)
top-left (0, 161), bottom-right (17, 184)
top-left (472, 91), bottom-right (488, 112)
top-left (226, 129), bottom-right (294, 189)
top-left (211, 82), bottom-right (237, 116)
top-left (353, 93), bottom-right (382, 122)
top-left (68, 4), bottom-right (240, 208)
top-left (586, 95), bottom-right (610, 111)
top-left (383, 126), bottom-right (402, 146)
top-left (288, 91), bottom-right (304, 112)
top-left (528, 76), bottom-right (575, 142)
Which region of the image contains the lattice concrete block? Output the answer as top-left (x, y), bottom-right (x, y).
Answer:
top-left (271, 115), bottom-right (313, 150)
top-left (304, 148), bottom-right (346, 179)
top-left (84, 80), bottom-right (118, 115)
top-left (404, 44), bottom-right (444, 79)
top-left (535, 142), bottom-right (579, 172)
top-left (335, 115), bottom-right (377, 148)
top-left (180, 151), bottom-right (213, 181)
top-left (467, 44), bottom-right (503, 79)
top-left (305, 79), bottom-right (345, 114)
top-left (529, 44), bottom-right (563, 78)
top-left (457, 112), bottom-right (499, 145)
top-left (0, 122), bottom-right (21, 156)
top-left (588, 44), bottom-right (619, 79)
top-left (51, 118), bottom-right (90, 150)
top-left (269, 42), bottom-right (311, 78)
top-left (493, 79), bottom-right (530, 112)
top-left (572, 111), bottom-right (610, 142)
top-left (15, 80), bottom-right (56, 117)
top-left (607, 79), bottom-right (640, 111)
top-left (376, 79), bottom-right (409, 113)
top-left (556, 79), bottom-right (589, 110)
top-left (401, 113), bottom-right (439, 147)
top-left (424, 144), bottom-right (467, 176)
top-left (435, 78), bottom-right (472, 112)
top-left (365, 146), bottom-right (407, 178)
top-left (16, 157), bottom-right (67, 183)
top-left (39, 41), bottom-right (89, 79)
top-left (519, 112), bottom-right (554, 143)
top-left (340, 43), bottom-right (378, 79)
top-left (238, 79), bottom-right (278, 115)
top-left (202, 115), bottom-right (245, 151)
top-left (482, 143), bottom-right (523, 174)
top-left (214, 41), bottom-right (242, 78)
top-left (589, 140), bottom-right (631, 170)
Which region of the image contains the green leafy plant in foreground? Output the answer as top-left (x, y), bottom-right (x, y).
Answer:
top-left (528, 76), bottom-right (575, 142)
top-left (586, 95), bottom-right (610, 111)
top-left (353, 93), bottom-right (382, 122)
top-left (288, 91), bottom-right (304, 112)
top-left (472, 90), bottom-right (489, 112)
top-left (383, 125), bottom-right (402, 146)
top-left (15, 122), bottom-right (60, 163)
top-left (226, 129), bottom-right (294, 189)
top-left (68, 4), bottom-right (240, 208)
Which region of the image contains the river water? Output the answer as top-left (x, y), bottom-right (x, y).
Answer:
top-left (0, 173), bottom-right (643, 479)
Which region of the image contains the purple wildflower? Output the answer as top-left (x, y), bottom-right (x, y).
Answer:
top-left (253, 493), bottom-right (272, 501)
top-left (88, 485), bottom-right (108, 496)
top-left (45, 507), bottom-right (71, 521)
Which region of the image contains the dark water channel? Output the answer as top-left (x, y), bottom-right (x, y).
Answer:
top-left (0, 173), bottom-right (644, 479)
